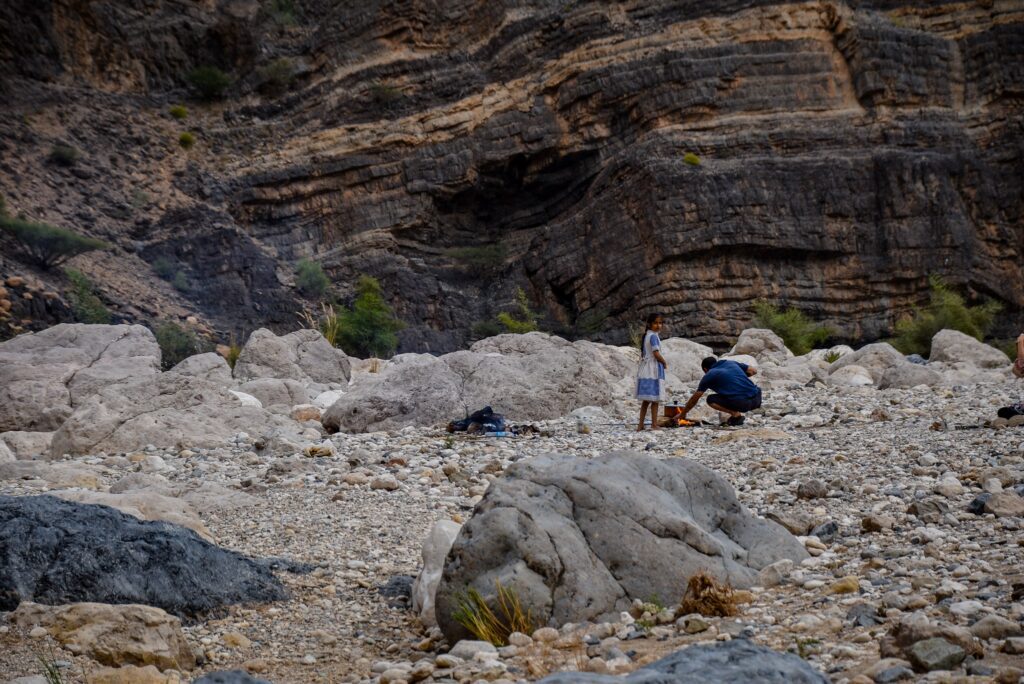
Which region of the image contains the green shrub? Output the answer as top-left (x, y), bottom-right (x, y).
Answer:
top-left (186, 66), bottom-right (231, 100)
top-left (266, 0), bottom-right (297, 25)
top-left (154, 322), bottom-right (204, 370)
top-left (574, 308), bottom-right (608, 336)
top-left (178, 132), bottom-right (195, 149)
top-left (496, 288), bottom-right (539, 334)
top-left (446, 244), bottom-right (506, 276)
top-left (171, 271), bottom-right (190, 293)
top-left (823, 350), bottom-right (843, 364)
top-left (471, 319), bottom-right (503, 340)
top-left (130, 190), bottom-right (150, 210)
top-left (753, 300), bottom-right (831, 356)
top-left (451, 582), bottom-right (534, 647)
top-left (323, 275), bottom-right (404, 358)
top-left (49, 145), bottom-right (79, 167)
top-left (683, 152), bottom-right (701, 166)
top-left (169, 105), bottom-right (188, 120)
top-left (258, 57), bottom-right (296, 96)
top-left (225, 342), bottom-right (242, 369)
top-left (64, 269), bottom-right (111, 324)
top-left (1, 215), bottom-right (109, 269)
top-left (295, 258), bottom-right (330, 299)
top-left (989, 338), bottom-right (1018, 361)
top-left (152, 258), bottom-right (176, 279)
top-left (892, 275), bottom-right (1002, 356)
top-left (369, 82), bottom-right (401, 106)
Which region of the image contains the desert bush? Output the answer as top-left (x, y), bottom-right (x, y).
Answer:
top-left (178, 132), bottom-right (195, 149)
top-left (497, 288), bottom-right (539, 334)
top-left (823, 349), bottom-right (843, 364)
top-left (154, 322), bottom-right (204, 370)
top-left (152, 257), bottom-right (176, 280)
top-left (1, 215), bottom-right (109, 269)
top-left (446, 244), bottom-right (506, 276)
top-left (169, 105), bottom-right (188, 120)
top-left (48, 145), bottom-right (79, 167)
top-left (892, 276), bottom-right (1002, 356)
top-left (171, 271), bottom-right (190, 293)
top-left (753, 300), bottom-right (831, 356)
top-left (258, 57), bottom-right (296, 96)
top-left (266, 0), bottom-right (297, 25)
top-left (130, 190), bottom-right (150, 210)
top-left (679, 571), bottom-right (738, 618)
top-left (452, 582), bottom-right (534, 647)
top-left (225, 342), bottom-right (242, 369)
top-left (316, 276), bottom-right (404, 358)
top-left (187, 66), bottom-right (231, 100)
top-left (64, 269), bottom-right (111, 324)
top-left (471, 319), bottom-right (504, 340)
top-left (295, 258), bottom-right (330, 299)
top-left (683, 152), bottom-right (701, 166)
top-left (369, 82), bottom-right (401, 106)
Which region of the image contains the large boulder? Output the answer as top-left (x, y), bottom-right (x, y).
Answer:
top-left (729, 328), bottom-right (793, 365)
top-left (827, 364), bottom-right (874, 388)
top-left (0, 324), bottom-right (160, 432)
top-left (658, 337), bottom-right (714, 382)
top-left (828, 342), bottom-right (905, 383)
top-left (51, 489), bottom-right (214, 541)
top-left (435, 452), bottom-right (808, 643)
top-left (50, 373), bottom-right (297, 457)
top-left (0, 495), bottom-right (287, 616)
top-left (11, 601), bottom-right (195, 671)
top-left (323, 354), bottom-right (462, 433)
top-left (0, 440), bottom-right (12, 464)
top-left (877, 363), bottom-right (942, 389)
top-left (411, 519), bottom-right (462, 627)
top-left (237, 378), bottom-right (310, 411)
top-left (929, 329), bottom-right (1010, 368)
top-left (169, 353), bottom-right (233, 386)
top-left (233, 328), bottom-right (350, 390)
top-left (0, 431), bottom-right (54, 460)
top-left (538, 639), bottom-right (827, 683)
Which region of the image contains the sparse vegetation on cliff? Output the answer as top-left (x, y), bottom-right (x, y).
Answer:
top-left (0, 211), bottom-right (109, 270)
top-left (178, 132), bottom-right (195, 149)
top-left (312, 276), bottom-right (404, 358)
top-left (892, 276), bottom-right (1001, 357)
top-left (187, 66), bottom-right (231, 100)
top-left (155, 322), bottom-right (205, 370)
top-left (683, 152), bottom-right (701, 166)
top-left (446, 244), bottom-right (506, 277)
top-left (168, 105), bottom-right (188, 120)
top-left (753, 301), bottom-right (831, 356)
top-left (48, 145), bottom-right (79, 167)
top-left (64, 269), bottom-right (111, 324)
top-left (296, 258), bottom-right (330, 299)
top-left (258, 58), bottom-right (296, 96)
top-left (497, 288), bottom-right (539, 334)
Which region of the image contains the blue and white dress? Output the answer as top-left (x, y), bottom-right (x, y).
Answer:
top-left (636, 330), bottom-right (666, 402)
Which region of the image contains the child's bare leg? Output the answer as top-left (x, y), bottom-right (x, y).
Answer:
top-left (637, 401), bottom-right (649, 431)
top-left (650, 402), bottom-right (660, 430)
top-left (1017, 333), bottom-right (1024, 360)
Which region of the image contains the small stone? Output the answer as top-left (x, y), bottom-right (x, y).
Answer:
top-left (371, 475), bottom-right (400, 491)
top-left (862, 514), bottom-right (895, 533)
top-left (449, 640), bottom-right (497, 660)
top-left (1003, 637), bottom-right (1024, 654)
top-left (906, 637), bottom-right (966, 672)
top-left (507, 632), bottom-right (532, 647)
top-left (948, 600), bottom-right (983, 618)
top-left (797, 480), bottom-right (827, 499)
top-left (29, 626), bottom-right (48, 638)
top-left (433, 654), bottom-right (463, 668)
top-left (532, 627), bottom-right (559, 642)
top-left (342, 473), bottom-right (368, 485)
top-left (680, 616), bottom-right (710, 634)
top-left (222, 631), bottom-right (251, 648)
top-left (827, 576), bottom-right (861, 595)
top-left (984, 491), bottom-right (1024, 517)
top-left (971, 615), bottom-right (1023, 640)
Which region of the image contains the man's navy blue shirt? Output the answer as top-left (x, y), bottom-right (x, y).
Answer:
top-left (697, 360), bottom-right (760, 399)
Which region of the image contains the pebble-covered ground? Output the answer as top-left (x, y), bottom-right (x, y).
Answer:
top-left (2, 381), bottom-right (1024, 683)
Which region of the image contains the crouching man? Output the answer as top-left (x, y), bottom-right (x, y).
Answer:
top-left (678, 356), bottom-right (762, 426)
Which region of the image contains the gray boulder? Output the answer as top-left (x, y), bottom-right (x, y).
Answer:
top-left (828, 342), bottom-right (905, 383)
top-left (170, 352), bottom-right (234, 386)
top-left (193, 672), bottom-right (273, 684)
top-left (233, 328), bottom-right (350, 389)
top-left (237, 378), bottom-right (311, 411)
top-left (435, 452), bottom-right (807, 643)
top-left (929, 329), bottom-right (1010, 368)
top-left (877, 362), bottom-right (942, 389)
top-left (0, 324), bottom-right (160, 431)
top-left (50, 373), bottom-right (297, 457)
top-left (0, 431), bottom-right (54, 460)
top-left (538, 639), bottom-right (828, 683)
top-left (0, 495), bottom-right (287, 616)
top-left (540, 639), bottom-right (827, 683)
top-left (657, 337), bottom-right (713, 382)
top-left (729, 328), bottom-right (793, 365)
top-left (0, 440), bottom-right (12, 464)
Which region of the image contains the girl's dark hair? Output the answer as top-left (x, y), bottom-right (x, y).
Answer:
top-left (644, 313), bottom-right (662, 331)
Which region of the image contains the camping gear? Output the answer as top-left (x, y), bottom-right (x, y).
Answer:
top-left (447, 406), bottom-right (507, 434)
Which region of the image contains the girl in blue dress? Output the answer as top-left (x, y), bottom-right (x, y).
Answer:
top-left (636, 313), bottom-right (669, 431)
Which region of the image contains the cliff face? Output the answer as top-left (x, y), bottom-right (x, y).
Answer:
top-left (1, 0), bottom-right (1021, 350)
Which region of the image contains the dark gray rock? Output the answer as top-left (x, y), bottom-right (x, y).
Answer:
top-left (435, 452), bottom-right (807, 643)
top-left (906, 637), bottom-right (966, 672)
top-left (873, 666), bottom-right (914, 682)
top-left (810, 520), bottom-right (838, 544)
top-left (538, 639), bottom-right (828, 683)
top-left (797, 480), bottom-right (828, 499)
top-left (192, 672), bottom-right (273, 684)
top-left (0, 495), bottom-right (287, 617)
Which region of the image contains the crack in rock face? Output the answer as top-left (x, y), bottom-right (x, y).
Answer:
top-left (435, 451), bottom-right (808, 643)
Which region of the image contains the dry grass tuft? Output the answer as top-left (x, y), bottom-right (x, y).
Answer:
top-left (452, 582), bottom-right (535, 646)
top-left (679, 571), bottom-right (738, 617)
